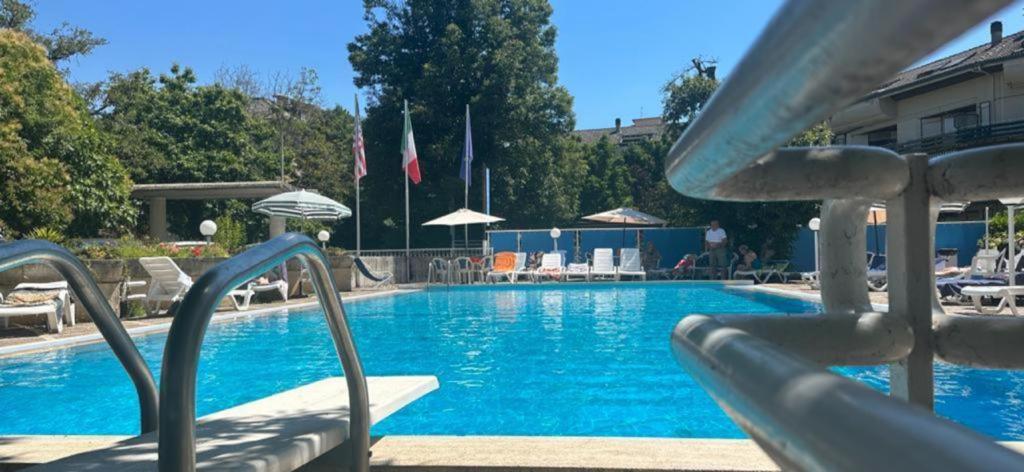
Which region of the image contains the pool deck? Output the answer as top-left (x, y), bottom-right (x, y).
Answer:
top-left (756, 282), bottom-right (987, 316)
top-left (0, 288), bottom-right (414, 358)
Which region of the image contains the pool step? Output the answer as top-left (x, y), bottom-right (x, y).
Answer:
top-left (26, 376), bottom-right (438, 471)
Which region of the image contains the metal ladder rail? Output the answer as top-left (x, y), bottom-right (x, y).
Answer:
top-left (0, 240), bottom-right (159, 433)
top-left (158, 233), bottom-right (369, 472)
top-left (655, 0), bottom-right (1024, 469)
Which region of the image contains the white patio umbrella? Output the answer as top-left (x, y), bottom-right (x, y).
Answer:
top-left (583, 207), bottom-right (666, 247)
top-left (252, 190), bottom-right (352, 220)
top-left (423, 208), bottom-right (505, 248)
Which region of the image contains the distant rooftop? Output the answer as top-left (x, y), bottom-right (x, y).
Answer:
top-left (864, 21), bottom-right (1024, 100)
top-left (574, 117), bottom-right (666, 145)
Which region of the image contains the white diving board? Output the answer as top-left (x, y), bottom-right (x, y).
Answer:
top-left (28, 375), bottom-right (438, 471)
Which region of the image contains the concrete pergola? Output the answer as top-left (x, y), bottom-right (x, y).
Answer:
top-left (131, 181), bottom-right (295, 241)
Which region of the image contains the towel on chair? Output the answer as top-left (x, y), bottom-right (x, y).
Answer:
top-left (4, 289), bottom-right (62, 306)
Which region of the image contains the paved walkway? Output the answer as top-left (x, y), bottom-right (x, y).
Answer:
top-left (761, 282), bottom-right (986, 315)
top-left (0, 289), bottom-right (394, 351)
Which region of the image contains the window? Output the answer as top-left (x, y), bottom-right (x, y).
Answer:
top-left (979, 101), bottom-right (991, 126)
top-left (920, 105), bottom-right (980, 138)
top-left (921, 116), bottom-right (942, 138)
top-left (833, 134), bottom-right (847, 145)
top-left (867, 126), bottom-right (897, 148)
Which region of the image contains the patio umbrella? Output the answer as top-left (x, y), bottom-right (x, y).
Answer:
top-left (252, 190), bottom-right (352, 220)
top-left (422, 208), bottom-right (505, 248)
top-left (583, 207), bottom-right (666, 248)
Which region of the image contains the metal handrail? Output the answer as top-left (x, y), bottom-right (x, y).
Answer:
top-left (0, 240), bottom-right (159, 433)
top-left (158, 233), bottom-right (369, 472)
top-left (663, 0), bottom-right (1011, 199)
top-left (671, 315), bottom-right (1024, 470)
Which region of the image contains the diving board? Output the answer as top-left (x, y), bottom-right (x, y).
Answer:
top-left (28, 375), bottom-right (438, 471)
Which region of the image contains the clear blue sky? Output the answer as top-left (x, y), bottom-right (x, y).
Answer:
top-left (34, 0), bottom-right (1024, 129)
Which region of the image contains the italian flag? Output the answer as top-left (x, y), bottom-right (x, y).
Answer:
top-left (401, 100), bottom-right (422, 184)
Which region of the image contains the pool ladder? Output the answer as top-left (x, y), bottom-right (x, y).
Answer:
top-left (663, 0), bottom-right (1024, 469)
top-left (0, 234), bottom-right (370, 472)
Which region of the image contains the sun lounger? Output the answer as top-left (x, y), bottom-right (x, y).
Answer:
top-left (353, 257), bottom-right (394, 288)
top-left (961, 285), bottom-right (1024, 315)
top-left (735, 260), bottom-right (791, 284)
top-left (563, 263), bottom-right (590, 281)
top-left (510, 252), bottom-right (533, 283)
top-left (590, 248), bottom-right (617, 281)
top-left (618, 248), bottom-right (646, 281)
top-left (0, 281), bottom-right (74, 333)
top-left (138, 257), bottom-right (194, 316)
top-left (486, 252), bottom-right (518, 283)
top-left (533, 253), bottom-right (564, 282)
top-left (228, 279), bottom-right (289, 311)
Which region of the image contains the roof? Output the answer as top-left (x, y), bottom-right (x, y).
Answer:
top-left (131, 181), bottom-right (295, 200)
top-left (573, 117), bottom-right (666, 145)
top-left (865, 27), bottom-right (1024, 100)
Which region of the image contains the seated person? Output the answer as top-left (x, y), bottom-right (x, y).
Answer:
top-left (734, 245), bottom-right (761, 272)
top-left (672, 254), bottom-right (698, 277)
top-left (643, 241), bottom-right (662, 269)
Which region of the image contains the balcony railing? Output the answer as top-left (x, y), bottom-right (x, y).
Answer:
top-left (898, 119), bottom-right (1024, 154)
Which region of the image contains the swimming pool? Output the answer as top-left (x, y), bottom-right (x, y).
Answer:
top-left (1, 283), bottom-right (1023, 439)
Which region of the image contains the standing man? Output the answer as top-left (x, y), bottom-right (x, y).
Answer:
top-left (705, 220), bottom-right (729, 279)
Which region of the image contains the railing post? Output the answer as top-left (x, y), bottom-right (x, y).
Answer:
top-left (887, 153), bottom-right (936, 409)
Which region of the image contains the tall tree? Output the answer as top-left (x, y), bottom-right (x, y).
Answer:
top-left (579, 136), bottom-right (633, 216)
top-left (0, 29), bottom-right (133, 236)
top-left (348, 0), bottom-right (585, 248)
top-left (655, 57), bottom-right (833, 258)
top-left (0, 0), bottom-right (107, 65)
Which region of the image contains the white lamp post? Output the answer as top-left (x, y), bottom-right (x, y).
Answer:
top-left (199, 220), bottom-right (217, 243)
top-left (808, 217), bottom-right (821, 277)
top-left (317, 230), bottom-right (330, 250)
top-left (550, 227), bottom-right (561, 252)
top-left (1000, 198), bottom-right (1024, 287)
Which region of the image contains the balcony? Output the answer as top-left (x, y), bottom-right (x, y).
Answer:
top-left (897, 119), bottom-right (1024, 154)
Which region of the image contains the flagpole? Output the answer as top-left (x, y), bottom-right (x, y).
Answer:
top-left (404, 101), bottom-right (411, 282)
top-left (463, 104), bottom-right (470, 249)
top-left (354, 94), bottom-right (362, 257)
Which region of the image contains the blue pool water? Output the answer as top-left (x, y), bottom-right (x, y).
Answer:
top-left (1, 283), bottom-right (1024, 439)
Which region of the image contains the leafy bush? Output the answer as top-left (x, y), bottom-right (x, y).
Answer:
top-left (26, 227), bottom-right (67, 245)
top-left (212, 215), bottom-right (246, 251)
top-left (981, 210), bottom-right (1024, 249)
top-left (73, 238), bottom-right (229, 259)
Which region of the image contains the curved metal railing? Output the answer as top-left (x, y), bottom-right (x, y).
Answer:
top-left (157, 233), bottom-right (369, 472)
top-left (671, 315), bottom-right (1024, 470)
top-left (664, 0), bottom-right (1011, 199)
top-left (0, 240), bottom-right (159, 433)
top-left (660, 0), bottom-right (1024, 469)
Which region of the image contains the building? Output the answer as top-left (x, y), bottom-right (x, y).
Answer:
top-left (831, 21), bottom-right (1024, 155)
top-left (574, 117), bottom-right (666, 146)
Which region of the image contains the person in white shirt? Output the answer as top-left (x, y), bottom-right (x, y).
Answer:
top-left (705, 220), bottom-right (729, 279)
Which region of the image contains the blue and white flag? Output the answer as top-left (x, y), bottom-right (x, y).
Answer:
top-left (460, 105), bottom-right (473, 186)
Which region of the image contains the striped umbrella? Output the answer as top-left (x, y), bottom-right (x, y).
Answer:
top-left (252, 190), bottom-right (352, 220)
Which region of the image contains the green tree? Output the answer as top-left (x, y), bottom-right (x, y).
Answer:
top-left (0, 29), bottom-right (133, 236)
top-left (653, 57), bottom-right (833, 258)
top-left (579, 136), bottom-right (633, 215)
top-left (348, 0), bottom-right (585, 247)
top-left (1, 0), bottom-right (107, 64)
top-left (98, 65), bottom-right (280, 239)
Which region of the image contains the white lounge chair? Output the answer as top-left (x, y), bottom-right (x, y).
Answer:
top-left (510, 252), bottom-right (533, 283)
top-left (590, 248), bottom-right (617, 281)
top-left (0, 281), bottom-right (75, 333)
top-left (533, 253), bottom-right (564, 282)
top-left (228, 279), bottom-right (289, 311)
top-left (618, 248), bottom-right (646, 281)
top-left (486, 252), bottom-right (518, 283)
top-left (961, 285), bottom-right (1024, 315)
top-left (735, 260), bottom-right (791, 284)
top-left (563, 263), bottom-right (590, 281)
top-left (138, 257), bottom-right (194, 316)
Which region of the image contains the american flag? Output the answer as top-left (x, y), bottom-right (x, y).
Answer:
top-left (353, 96), bottom-right (367, 181)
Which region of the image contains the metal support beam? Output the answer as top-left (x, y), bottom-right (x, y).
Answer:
top-left (886, 154), bottom-right (936, 409)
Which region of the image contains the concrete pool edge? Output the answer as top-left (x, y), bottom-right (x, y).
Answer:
top-left (3, 434), bottom-right (1023, 471)
top-left (0, 288), bottom-right (420, 358)
top-left (733, 284), bottom-right (889, 312)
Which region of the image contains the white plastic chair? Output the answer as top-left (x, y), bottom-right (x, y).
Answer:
top-left (590, 248), bottom-right (617, 281)
top-left (618, 248), bottom-right (646, 280)
top-left (533, 253), bottom-right (564, 282)
top-left (138, 257), bottom-right (194, 316)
